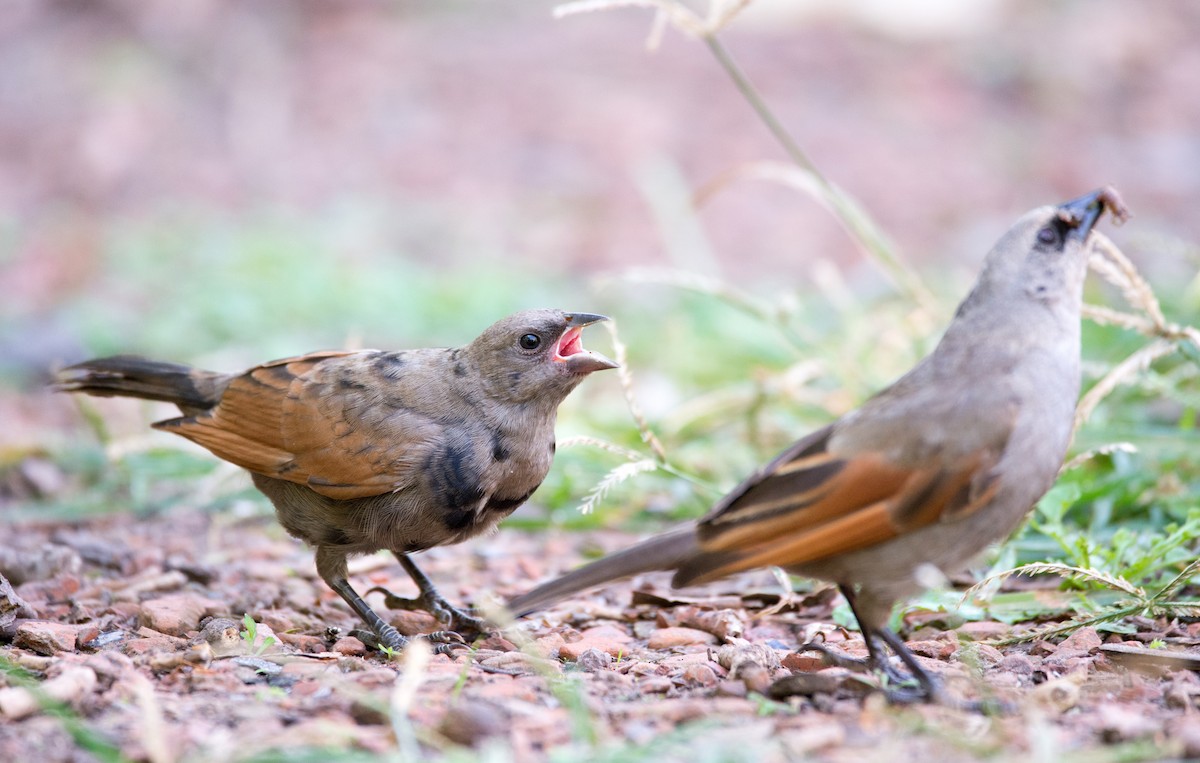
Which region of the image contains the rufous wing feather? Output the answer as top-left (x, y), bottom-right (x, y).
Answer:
top-left (153, 351), bottom-right (417, 498)
top-left (677, 427), bottom-right (1003, 587)
top-left (280, 356), bottom-right (442, 500)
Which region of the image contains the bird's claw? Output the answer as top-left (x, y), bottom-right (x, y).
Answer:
top-left (352, 625), bottom-right (469, 659)
top-left (797, 641), bottom-right (928, 701)
top-left (797, 641), bottom-right (873, 674)
top-left (367, 585), bottom-right (489, 640)
top-left (875, 680), bottom-right (933, 705)
top-left (354, 623), bottom-right (408, 653)
top-left (406, 631), bottom-right (470, 657)
top-left (427, 639), bottom-right (470, 657)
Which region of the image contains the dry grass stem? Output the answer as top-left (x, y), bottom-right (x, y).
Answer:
top-left (605, 320), bottom-right (669, 462)
top-left (555, 1), bottom-right (706, 38)
top-left (1060, 442), bottom-right (1138, 473)
top-left (614, 267), bottom-right (774, 321)
top-left (130, 672), bottom-right (172, 763)
top-left (1081, 304), bottom-right (1156, 335)
top-left (1090, 233), bottom-right (1166, 328)
top-left (558, 435), bottom-right (647, 463)
top-left (1154, 558), bottom-right (1200, 602)
top-left (963, 562), bottom-right (1145, 605)
top-left (611, 267), bottom-right (814, 352)
top-left (1088, 232), bottom-right (1200, 349)
top-left (578, 459), bottom-right (659, 514)
top-left (693, 160), bottom-right (934, 309)
top-left (693, 161), bottom-right (823, 210)
top-left (1072, 234), bottom-right (1200, 432)
top-left (554, 0), bottom-right (752, 40)
top-left (752, 566), bottom-right (797, 618)
top-left (560, 0), bottom-right (933, 308)
top-left (390, 639), bottom-right (432, 762)
top-left (1074, 338), bottom-right (1178, 432)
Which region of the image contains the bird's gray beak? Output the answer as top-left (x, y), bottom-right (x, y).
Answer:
top-left (1057, 186), bottom-right (1130, 242)
top-left (555, 313), bottom-right (618, 374)
top-left (563, 312), bottom-right (609, 328)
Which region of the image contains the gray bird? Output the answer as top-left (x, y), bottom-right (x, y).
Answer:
top-left (55, 309), bottom-right (617, 652)
top-left (507, 189), bottom-right (1129, 702)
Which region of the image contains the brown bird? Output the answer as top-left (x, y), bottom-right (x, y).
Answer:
top-left (55, 309), bottom-right (616, 652)
top-left (507, 189), bottom-right (1129, 701)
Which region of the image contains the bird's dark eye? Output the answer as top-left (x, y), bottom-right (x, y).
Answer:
top-left (518, 333), bottom-right (541, 350)
top-left (1037, 224), bottom-right (1061, 247)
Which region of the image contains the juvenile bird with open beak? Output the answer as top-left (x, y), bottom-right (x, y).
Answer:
top-left (55, 309), bottom-right (616, 652)
top-left (507, 189), bottom-right (1129, 703)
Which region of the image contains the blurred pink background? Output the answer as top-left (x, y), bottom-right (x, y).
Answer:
top-left (0, 0), bottom-right (1197, 410)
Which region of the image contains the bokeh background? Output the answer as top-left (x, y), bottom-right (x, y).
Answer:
top-left (3, 6), bottom-right (1200, 760)
top-left (2, 0), bottom-right (1198, 515)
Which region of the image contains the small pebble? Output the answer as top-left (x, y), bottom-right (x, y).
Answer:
top-left (647, 627), bottom-right (717, 649)
top-left (679, 663), bottom-right (718, 687)
top-left (440, 701), bottom-right (509, 746)
top-left (575, 647), bottom-right (613, 672)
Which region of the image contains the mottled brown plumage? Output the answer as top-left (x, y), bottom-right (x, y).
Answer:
top-left (56, 309), bottom-right (616, 652)
top-left (507, 189), bottom-right (1130, 702)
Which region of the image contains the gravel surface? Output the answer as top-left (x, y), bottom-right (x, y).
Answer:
top-left (3, 508), bottom-right (1200, 761)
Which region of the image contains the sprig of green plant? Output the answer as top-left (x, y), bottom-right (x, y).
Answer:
top-left (966, 557), bottom-right (1200, 645)
top-left (240, 613), bottom-right (277, 657)
top-left (377, 644), bottom-right (399, 660)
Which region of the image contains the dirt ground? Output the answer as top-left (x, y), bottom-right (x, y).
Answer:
top-left (3, 505), bottom-right (1200, 762)
top-left (4, 2), bottom-right (1200, 761)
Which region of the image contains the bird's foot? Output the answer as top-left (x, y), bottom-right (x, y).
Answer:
top-left (353, 623), bottom-right (469, 658)
top-left (875, 677), bottom-right (936, 705)
top-left (368, 585), bottom-right (489, 640)
top-left (796, 641), bottom-right (932, 703)
top-left (796, 639), bottom-right (869, 671)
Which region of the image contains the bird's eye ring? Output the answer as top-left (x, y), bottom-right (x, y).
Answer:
top-left (518, 333), bottom-right (541, 350)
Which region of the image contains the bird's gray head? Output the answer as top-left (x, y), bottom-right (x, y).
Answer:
top-left (465, 309), bottom-right (618, 404)
top-left (958, 187), bottom-right (1130, 319)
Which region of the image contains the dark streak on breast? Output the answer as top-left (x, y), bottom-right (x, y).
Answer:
top-left (426, 440), bottom-right (486, 523)
top-left (485, 488), bottom-right (536, 515)
top-left (443, 508), bottom-right (476, 531)
top-left (491, 433), bottom-right (510, 462)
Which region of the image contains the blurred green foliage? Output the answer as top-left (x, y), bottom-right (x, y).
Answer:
top-left (23, 214), bottom-right (1199, 561)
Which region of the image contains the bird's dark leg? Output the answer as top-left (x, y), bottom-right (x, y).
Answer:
top-left (316, 546), bottom-right (465, 656)
top-left (366, 552), bottom-right (489, 640)
top-left (794, 584), bottom-right (939, 703)
top-left (875, 626), bottom-right (943, 703)
top-left (797, 585), bottom-right (902, 680)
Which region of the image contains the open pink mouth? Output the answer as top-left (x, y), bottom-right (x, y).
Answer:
top-left (555, 326), bottom-right (584, 360)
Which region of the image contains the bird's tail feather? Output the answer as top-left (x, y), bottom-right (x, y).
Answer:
top-left (52, 356), bottom-right (227, 412)
top-left (506, 527), bottom-right (698, 617)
